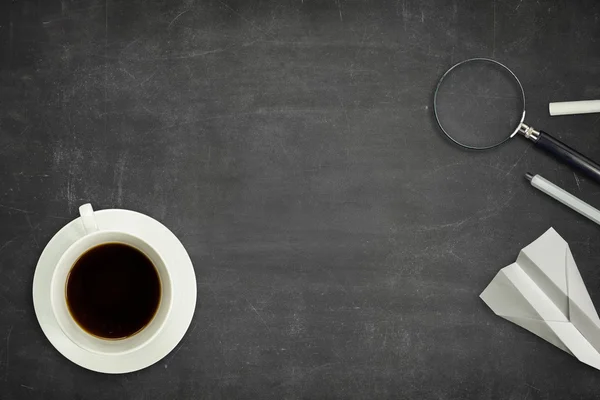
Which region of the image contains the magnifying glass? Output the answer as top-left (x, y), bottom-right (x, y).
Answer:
top-left (433, 58), bottom-right (600, 183)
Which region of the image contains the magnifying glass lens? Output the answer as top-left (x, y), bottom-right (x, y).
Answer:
top-left (435, 60), bottom-right (525, 149)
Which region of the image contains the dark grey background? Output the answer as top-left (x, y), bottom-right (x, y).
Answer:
top-left (1, 0), bottom-right (600, 398)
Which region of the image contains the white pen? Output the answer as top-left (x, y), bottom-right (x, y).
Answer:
top-left (525, 173), bottom-right (600, 226)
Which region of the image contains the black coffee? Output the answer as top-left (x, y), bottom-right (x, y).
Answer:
top-left (66, 243), bottom-right (161, 339)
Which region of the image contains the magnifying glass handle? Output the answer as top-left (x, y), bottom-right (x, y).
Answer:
top-left (534, 131), bottom-right (600, 183)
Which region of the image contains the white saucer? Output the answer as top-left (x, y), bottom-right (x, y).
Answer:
top-left (32, 209), bottom-right (197, 374)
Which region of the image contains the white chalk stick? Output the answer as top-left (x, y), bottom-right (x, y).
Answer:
top-left (549, 100), bottom-right (600, 116)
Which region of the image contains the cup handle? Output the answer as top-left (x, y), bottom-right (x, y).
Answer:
top-left (79, 203), bottom-right (99, 234)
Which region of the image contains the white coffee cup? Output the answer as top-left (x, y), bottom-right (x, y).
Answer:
top-left (50, 204), bottom-right (173, 355)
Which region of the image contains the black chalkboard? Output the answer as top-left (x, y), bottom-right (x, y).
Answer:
top-left (1, 0), bottom-right (600, 398)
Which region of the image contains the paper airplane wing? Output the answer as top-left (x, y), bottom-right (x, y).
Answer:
top-left (481, 228), bottom-right (600, 370)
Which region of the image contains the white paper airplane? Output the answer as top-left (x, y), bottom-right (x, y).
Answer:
top-left (480, 228), bottom-right (600, 370)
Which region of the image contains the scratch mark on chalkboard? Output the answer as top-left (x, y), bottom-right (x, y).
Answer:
top-left (13, 172), bottom-right (49, 178)
top-left (66, 169), bottom-right (74, 213)
top-left (278, 140), bottom-right (292, 162)
top-left (141, 105), bottom-right (153, 115)
top-left (526, 383), bottom-right (540, 392)
top-left (0, 204), bottom-right (30, 214)
top-left (336, 0), bottom-right (343, 22)
top-left (418, 218), bottom-right (469, 232)
top-left (218, 0), bottom-right (272, 38)
top-left (164, 342), bottom-right (186, 366)
top-left (25, 213), bottom-right (33, 229)
top-left (205, 145), bottom-right (212, 172)
top-left (338, 94), bottom-right (351, 140)
top-left (8, 17), bottom-right (13, 61)
top-left (25, 214), bottom-right (40, 248)
top-left (165, 49), bottom-right (226, 60)
top-left (121, 38), bottom-right (140, 53)
top-left (18, 126), bottom-right (30, 136)
top-left (573, 173), bottom-right (581, 192)
top-left (0, 238), bottom-right (18, 255)
top-left (105, 0), bottom-right (108, 34)
top-left (4, 326), bottom-right (13, 381)
top-left (187, 321), bottom-right (199, 337)
top-left (483, 163), bottom-right (509, 175)
top-left (115, 152), bottom-right (127, 205)
top-left (104, 0), bottom-right (109, 137)
top-left (514, 0), bottom-right (523, 11)
top-left (480, 191), bottom-right (517, 219)
top-left (504, 145), bottom-right (530, 177)
top-left (119, 67), bottom-right (136, 80)
top-left (20, 384), bottom-right (34, 390)
top-left (98, 47), bottom-right (227, 61)
top-left (0, 293), bottom-right (13, 307)
top-left (140, 71), bottom-right (157, 87)
top-left (398, 0), bottom-right (408, 30)
top-left (382, 325), bottom-right (388, 348)
top-left (354, 26), bottom-right (368, 61)
top-left (448, 248), bottom-right (463, 262)
top-left (47, 215), bottom-right (70, 220)
top-left (169, 9), bottom-right (190, 29)
top-left (288, 312), bottom-right (305, 336)
top-left (492, 0), bottom-right (496, 57)
top-left (245, 298), bottom-right (271, 332)
top-left (43, 17), bottom-right (66, 26)
top-left (44, 2), bottom-right (108, 26)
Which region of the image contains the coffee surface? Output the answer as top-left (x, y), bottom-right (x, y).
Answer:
top-left (66, 243), bottom-right (161, 339)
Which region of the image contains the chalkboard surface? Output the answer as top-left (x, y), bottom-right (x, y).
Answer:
top-left (1, 0), bottom-right (600, 398)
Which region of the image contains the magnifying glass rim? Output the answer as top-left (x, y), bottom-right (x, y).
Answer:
top-left (433, 57), bottom-right (527, 150)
